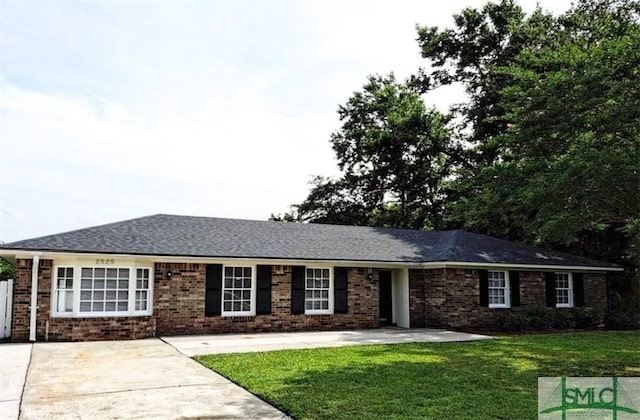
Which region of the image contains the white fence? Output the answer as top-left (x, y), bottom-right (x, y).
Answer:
top-left (0, 279), bottom-right (13, 339)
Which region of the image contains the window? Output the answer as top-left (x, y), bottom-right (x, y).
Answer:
top-left (53, 263), bottom-right (152, 317)
top-left (136, 269), bottom-right (150, 311)
top-left (488, 271), bottom-right (510, 308)
top-left (80, 268), bottom-right (129, 313)
top-left (56, 267), bottom-right (74, 312)
top-left (555, 273), bottom-right (573, 308)
top-left (305, 268), bottom-right (332, 314)
top-left (222, 266), bottom-right (254, 316)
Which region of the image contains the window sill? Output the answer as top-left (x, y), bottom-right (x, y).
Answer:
top-left (221, 312), bottom-right (256, 318)
top-left (51, 311), bottom-right (152, 318)
top-left (304, 310), bottom-right (333, 315)
top-left (555, 304), bottom-right (573, 309)
top-left (488, 305), bottom-right (511, 310)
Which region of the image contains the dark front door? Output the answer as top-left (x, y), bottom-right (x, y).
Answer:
top-left (379, 270), bottom-right (393, 326)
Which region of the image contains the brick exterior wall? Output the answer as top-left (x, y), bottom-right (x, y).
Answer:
top-left (154, 263), bottom-right (379, 335)
top-left (413, 269), bottom-right (608, 329)
top-left (11, 260), bottom-right (379, 341)
top-left (408, 269), bottom-right (426, 328)
top-left (519, 271), bottom-right (546, 305)
top-left (419, 269), bottom-right (493, 328)
top-left (11, 258), bottom-right (34, 341)
top-left (12, 258), bottom-right (156, 342)
top-left (10, 257), bottom-right (610, 341)
top-left (584, 273), bottom-right (607, 313)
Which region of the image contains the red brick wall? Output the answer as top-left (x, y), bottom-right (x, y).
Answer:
top-left (419, 269), bottom-right (493, 328)
top-left (414, 269), bottom-right (608, 328)
top-left (44, 317), bottom-right (155, 341)
top-left (12, 258), bottom-right (156, 342)
top-left (584, 273), bottom-right (607, 312)
top-left (408, 269), bottom-right (426, 328)
top-left (10, 257), bottom-right (610, 341)
top-left (519, 271), bottom-right (546, 305)
top-left (11, 258), bottom-right (34, 341)
top-left (153, 263), bottom-right (379, 335)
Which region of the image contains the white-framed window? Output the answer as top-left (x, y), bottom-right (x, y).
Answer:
top-left (305, 268), bottom-right (332, 314)
top-left (52, 262), bottom-right (153, 317)
top-left (55, 267), bottom-right (74, 313)
top-left (80, 267), bottom-right (130, 313)
top-left (135, 268), bottom-right (151, 311)
top-left (222, 265), bottom-right (255, 316)
top-left (488, 271), bottom-right (510, 308)
top-left (555, 272), bottom-right (573, 308)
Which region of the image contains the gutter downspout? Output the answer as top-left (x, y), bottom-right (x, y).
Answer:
top-left (29, 255), bottom-right (40, 342)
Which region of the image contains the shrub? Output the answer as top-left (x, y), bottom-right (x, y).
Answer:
top-left (605, 291), bottom-right (640, 329)
top-left (552, 309), bottom-right (576, 330)
top-left (570, 307), bottom-right (602, 329)
top-left (495, 310), bottom-right (527, 331)
top-left (494, 306), bottom-right (601, 332)
top-left (523, 306), bottom-right (555, 330)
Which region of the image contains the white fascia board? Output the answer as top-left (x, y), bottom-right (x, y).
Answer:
top-left (427, 261), bottom-right (623, 273)
top-left (4, 250), bottom-right (422, 269)
top-left (3, 250), bottom-right (622, 272)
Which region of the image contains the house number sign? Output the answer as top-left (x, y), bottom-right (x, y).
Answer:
top-left (95, 258), bottom-right (116, 265)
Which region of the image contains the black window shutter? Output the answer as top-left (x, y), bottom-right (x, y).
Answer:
top-left (334, 267), bottom-right (349, 314)
top-left (256, 265), bottom-right (272, 315)
top-left (510, 271), bottom-right (520, 307)
top-left (545, 272), bottom-right (556, 307)
top-left (205, 264), bottom-right (223, 316)
top-left (291, 266), bottom-right (306, 315)
top-left (573, 273), bottom-right (585, 307)
top-left (479, 270), bottom-right (489, 307)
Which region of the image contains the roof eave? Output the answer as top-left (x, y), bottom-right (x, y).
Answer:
top-left (0, 249), bottom-right (622, 272)
top-left (431, 261), bottom-right (623, 272)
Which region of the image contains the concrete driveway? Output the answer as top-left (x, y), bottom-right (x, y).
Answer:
top-left (20, 339), bottom-right (288, 420)
top-left (0, 343), bottom-right (31, 420)
top-left (8, 328), bottom-right (490, 419)
top-left (164, 328), bottom-right (492, 356)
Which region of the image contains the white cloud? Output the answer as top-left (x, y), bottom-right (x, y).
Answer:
top-left (0, 0), bottom-right (574, 241)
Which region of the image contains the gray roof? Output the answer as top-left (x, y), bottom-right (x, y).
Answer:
top-left (0, 214), bottom-right (618, 268)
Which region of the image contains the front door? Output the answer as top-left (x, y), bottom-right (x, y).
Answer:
top-left (379, 271), bottom-right (392, 326)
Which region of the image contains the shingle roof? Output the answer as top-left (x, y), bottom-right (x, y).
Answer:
top-left (0, 214), bottom-right (619, 268)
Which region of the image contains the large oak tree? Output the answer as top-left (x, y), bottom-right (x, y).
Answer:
top-left (274, 0), bottom-right (640, 325)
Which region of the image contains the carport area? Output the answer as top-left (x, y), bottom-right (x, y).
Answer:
top-left (19, 339), bottom-right (288, 419)
top-left (164, 327), bottom-right (492, 356)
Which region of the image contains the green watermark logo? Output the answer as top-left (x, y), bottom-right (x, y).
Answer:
top-left (539, 377), bottom-right (640, 419)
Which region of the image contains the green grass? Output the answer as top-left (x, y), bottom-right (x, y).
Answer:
top-left (195, 331), bottom-right (640, 419)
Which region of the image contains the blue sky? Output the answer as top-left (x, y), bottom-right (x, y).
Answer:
top-left (0, 0), bottom-right (572, 242)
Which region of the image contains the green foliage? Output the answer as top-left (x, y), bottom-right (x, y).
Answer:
top-left (605, 290), bottom-right (640, 329)
top-left (482, 0), bottom-right (640, 245)
top-left (495, 306), bottom-right (603, 331)
top-left (494, 309), bottom-right (528, 331)
top-left (425, 0), bottom-right (640, 250)
top-left (279, 0), bottom-right (640, 324)
top-left (416, 0), bottom-right (556, 158)
top-left (0, 258), bottom-right (15, 280)
top-left (294, 75), bottom-right (457, 229)
top-left (572, 307), bottom-right (604, 329)
top-left (196, 331), bottom-right (640, 419)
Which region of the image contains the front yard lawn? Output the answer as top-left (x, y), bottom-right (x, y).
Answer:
top-left (195, 331), bottom-right (640, 419)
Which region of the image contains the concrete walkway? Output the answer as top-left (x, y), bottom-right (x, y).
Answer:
top-left (20, 339), bottom-right (288, 420)
top-left (164, 328), bottom-right (492, 357)
top-left (0, 343), bottom-right (31, 420)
